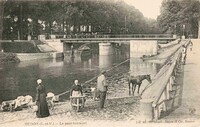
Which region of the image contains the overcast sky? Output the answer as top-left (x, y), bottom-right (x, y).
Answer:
top-left (124, 0), bottom-right (163, 19)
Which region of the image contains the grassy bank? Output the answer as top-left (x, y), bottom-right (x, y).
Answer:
top-left (1, 41), bottom-right (39, 53)
top-left (0, 53), bottom-right (20, 64)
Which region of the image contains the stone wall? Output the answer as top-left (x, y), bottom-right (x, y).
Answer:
top-left (130, 40), bottom-right (158, 57)
top-left (129, 58), bottom-right (158, 76)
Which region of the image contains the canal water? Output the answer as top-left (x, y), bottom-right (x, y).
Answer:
top-left (0, 44), bottom-right (161, 102)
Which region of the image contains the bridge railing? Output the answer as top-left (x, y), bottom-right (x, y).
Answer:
top-left (140, 39), bottom-right (190, 120)
top-left (50, 34), bottom-right (173, 39)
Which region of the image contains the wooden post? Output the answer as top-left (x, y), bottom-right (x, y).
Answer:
top-left (198, 20), bottom-right (200, 39)
top-left (165, 83), bottom-right (170, 99)
top-left (169, 76), bottom-right (174, 91)
top-left (162, 102), bottom-right (167, 112)
top-left (76, 98), bottom-right (80, 112)
top-left (153, 106), bottom-right (160, 120)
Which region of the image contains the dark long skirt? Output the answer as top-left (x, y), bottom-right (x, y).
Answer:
top-left (36, 94), bottom-right (50, 118)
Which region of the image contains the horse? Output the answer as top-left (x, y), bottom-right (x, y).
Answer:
top-left (128, 74), bottom-right (152, 95)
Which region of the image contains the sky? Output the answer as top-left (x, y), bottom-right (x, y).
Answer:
top-left (124, 0), bottom-right (163, 19)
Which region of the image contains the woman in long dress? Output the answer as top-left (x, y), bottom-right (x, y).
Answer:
top-left (35, 79), bottom-right (50, 118)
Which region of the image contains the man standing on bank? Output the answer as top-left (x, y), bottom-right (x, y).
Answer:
top-left (97, 70), bottom-right (108, 109)
top-left (35, 79), bottom-right (50, 118)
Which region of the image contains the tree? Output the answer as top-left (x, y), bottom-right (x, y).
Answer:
top-left (0, 0), bottom-right (6, 40)
top-left (2, 0), bottom-right (162, 40)
top-left (158, 0), bottom-right (200, 38)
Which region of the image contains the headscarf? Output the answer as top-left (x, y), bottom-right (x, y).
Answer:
top-left (37, 79), bottom-right (42, 84)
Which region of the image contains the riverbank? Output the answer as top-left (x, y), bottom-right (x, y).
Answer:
top-left (0, 52), bottom-right (20, 64)
top-left (0, 58), bottom-right (148, 125)
top-left (0, 40), bottom-right (189, 127)
top-left (0, 72), bottom-right (140, 125)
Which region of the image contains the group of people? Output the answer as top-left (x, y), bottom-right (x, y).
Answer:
top-left (181, 40), bottom-right (193, 65)
top-left (69, 70), bottom-right (108, 109)
top-left (34, 70), bottom-right (108, 118)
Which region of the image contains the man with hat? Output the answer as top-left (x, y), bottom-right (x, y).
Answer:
top-left (97, 70), bottom-right (108, 109)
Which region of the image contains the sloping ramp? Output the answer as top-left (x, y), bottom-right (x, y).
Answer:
top-left (37, 44), bottom-right (57, 52)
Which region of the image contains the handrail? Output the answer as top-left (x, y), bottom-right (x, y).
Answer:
top-left (152, 40), bottom-right (191, 106)
top-left (50, 34), bottom-right (173, 39)
top-left (140, 39), bottom-right (191, 120)
top-left (152, 50), bottom-right (181, 107)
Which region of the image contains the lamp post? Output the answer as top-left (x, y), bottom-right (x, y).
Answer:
top-left (124, 16), bottom-right (127, 34)
top-left (174, 24), bottom-right (176, 35)
top-left (182, 24), bottom-right (185, 39)
top-left (172, 24), bottom-right (177, 39)
top-left (14, 16), bottom-right (20, 40)
top-left (183, 25), bottom-right (185, 35)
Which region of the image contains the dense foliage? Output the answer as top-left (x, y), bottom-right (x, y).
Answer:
top-left (1, 42), bottom-right (39, 53)
top-left (1, 0), bottom-right (161, 40)
top-left (0, 52), bottom-right (20, 64)
top-left (157, 0), bottom-right (200, 38)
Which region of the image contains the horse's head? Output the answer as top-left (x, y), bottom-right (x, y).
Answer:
top-left (146, 75), bottom-right (152, 84)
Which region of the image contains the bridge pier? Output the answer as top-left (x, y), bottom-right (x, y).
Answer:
top-left (130, 40), bottom-right (158, 57)
top-left (99, 43), bottom-right (114, 69)
top-left (99, 43), bottom-right (114, 55)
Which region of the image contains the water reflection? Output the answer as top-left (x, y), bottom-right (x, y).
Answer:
top-left (0, 46), bottom-right (129, 102)
top-left (99, 55), bottom-right (114, 69)
top-left (81, 51), bottom-right (93, 71)
top-left (130, 58), bottom-right (159, 77)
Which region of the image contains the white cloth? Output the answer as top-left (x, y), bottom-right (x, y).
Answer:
top-left (47, 92), bottom-right (55, 98)
top-left (15, 95), bottom-right (33, 108)
top-left (72, 91), bottom-right (82, 97)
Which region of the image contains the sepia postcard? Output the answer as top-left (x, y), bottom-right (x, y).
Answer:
top-left (0, 0), bottom-right (200, 127)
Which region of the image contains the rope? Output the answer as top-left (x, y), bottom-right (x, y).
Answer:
top-left (56, 90), bottom-right (70, 97)
top-left (85, 58), bottom-right (130, 84)
top-left (55, 58), bottom-right (130, 97)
